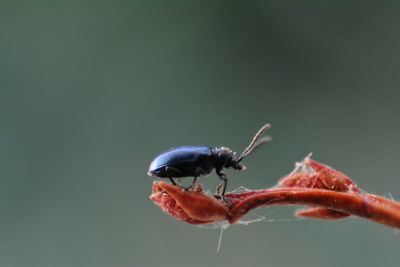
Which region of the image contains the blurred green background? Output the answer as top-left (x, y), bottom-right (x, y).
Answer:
top-left (2, 1), bottom-right (400, 266)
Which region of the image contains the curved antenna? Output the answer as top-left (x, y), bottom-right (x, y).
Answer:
top-left (238, 124), bottom-right (271, 162)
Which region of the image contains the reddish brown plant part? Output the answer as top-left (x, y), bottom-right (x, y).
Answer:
top-left (150, 155), bottom-right (400, 229)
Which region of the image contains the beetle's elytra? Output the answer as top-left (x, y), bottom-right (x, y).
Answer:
top-left (147, 124), bottom-right (271, 199)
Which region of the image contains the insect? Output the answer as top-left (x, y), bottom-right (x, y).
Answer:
top-left (147, 124), bottom-right (271, 199)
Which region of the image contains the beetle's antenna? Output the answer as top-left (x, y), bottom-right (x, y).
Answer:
top-left (238, 124), bottom-right (271, 162)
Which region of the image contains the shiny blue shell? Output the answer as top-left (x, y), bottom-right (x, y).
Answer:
top-left (148, 146), bottom-right (212, 177)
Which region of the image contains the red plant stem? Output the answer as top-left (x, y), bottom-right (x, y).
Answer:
top-left (227, 188), bottom-right (400, 228)
top-left (363, 194), bottom-right (400, 211)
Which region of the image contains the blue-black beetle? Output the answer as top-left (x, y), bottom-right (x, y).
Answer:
top-left (147, 124), bottom-right (271, 198)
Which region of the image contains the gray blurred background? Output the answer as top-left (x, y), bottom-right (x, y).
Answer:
top-left (1, 1), bottom-right (400, 266)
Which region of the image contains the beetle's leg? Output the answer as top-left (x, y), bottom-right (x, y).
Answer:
top-left (185, 176), bottom-right (199, 191)
top-left (169, 177), bottom-right (177, 186)
top-left (165, 166), bottom-right (185, 188)
top-left (168, 178), bottom-right (187, 190)
top-left (216, 171), bottom-right (228, 200)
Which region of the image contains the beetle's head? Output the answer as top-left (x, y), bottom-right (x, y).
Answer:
top-left (230, 160), bottom-right (247, 171)
top-left (213, 147), bottom-right (246, 171)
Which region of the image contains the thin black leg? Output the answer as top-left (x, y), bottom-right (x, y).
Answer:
top-left (186, 176), bottom-right (198, 191)
top-left (169, 177), bottom-right (177, 186)
top-left (216, 171), bottom-right (228, 200)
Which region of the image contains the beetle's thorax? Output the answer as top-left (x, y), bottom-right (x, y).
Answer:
top-left (211, 147), bottom-right (244, 170)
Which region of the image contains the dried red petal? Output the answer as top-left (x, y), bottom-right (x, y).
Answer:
top-left (150, 181), bottom-right (228, 224)
top-left (307, 159), bottom-right (360, 193)
top-left (150, 182), bottom-right (209, 224)
top-left (278, 156), bottom-right (360, 193)
top-left (295, 207), bottom-right (350, 220)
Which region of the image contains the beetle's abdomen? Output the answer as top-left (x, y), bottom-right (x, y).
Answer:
top-left (148, 146), bottom-right (213, 178)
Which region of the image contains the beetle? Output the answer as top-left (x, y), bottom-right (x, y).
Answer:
top-left (147, 123), bottom-right (271, 199)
